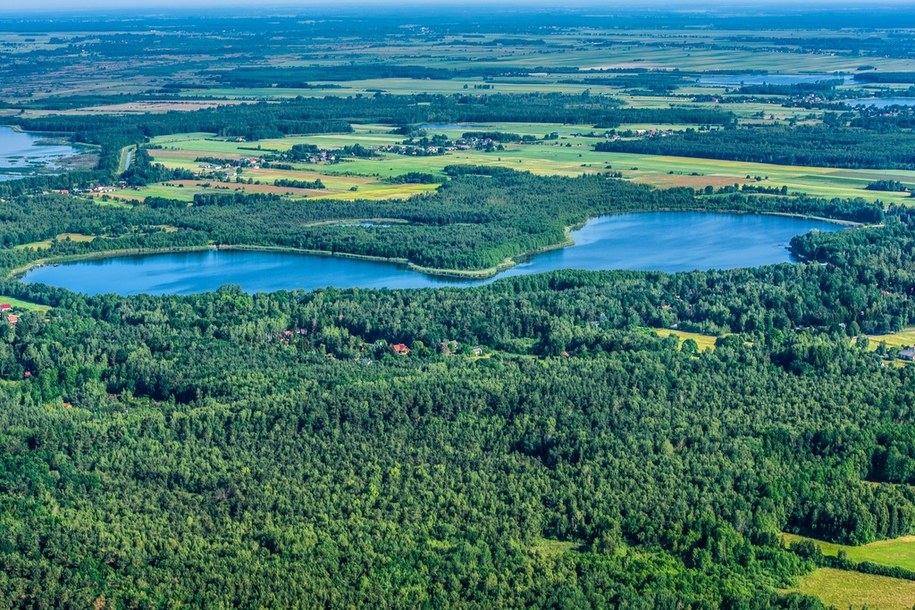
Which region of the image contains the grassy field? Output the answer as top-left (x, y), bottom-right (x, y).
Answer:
top-left (652, 328), bottom-right (719, 351)
top-left (14, 233), bottom-right (96, 250)
top-left (0, 295), bottom-right (51, 313)
top-left (866, 328), bottom-right (915, 351)
top-left (530, 538), bottom-right (581, 558)
top-left (146, 127), bottom-right (915, 204)
top-left (789, 568), bottom-right (915, 610)
top-left (782, 533), bottom-right (915, 572)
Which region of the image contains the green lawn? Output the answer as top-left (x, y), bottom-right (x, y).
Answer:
top-left (0, 295), bottom-right (51, 313)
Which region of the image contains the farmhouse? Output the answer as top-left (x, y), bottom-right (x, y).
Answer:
top-left (391, 343), bottom-right (411, 355)
top-left (898, 347), bottom-right (915, 361)
top-left (6, 314), bottom-right (18, 325)
top-left (0, 304), bottom-right (10, 311)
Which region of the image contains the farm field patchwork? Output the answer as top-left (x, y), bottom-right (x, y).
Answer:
top-left (147, 128), bottom-right (915, 203)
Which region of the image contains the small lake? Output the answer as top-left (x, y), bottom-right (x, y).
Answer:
top-left (0, 126), bottom-right (81, 181)
top-left (849, 98), bottom-right (915, 108)
top-left (696, 73), bottom-right (847, 87)
top-left (22, 212), bottom-right (842, 296)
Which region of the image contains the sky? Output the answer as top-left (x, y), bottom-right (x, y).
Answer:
top-left (4, 0), bottom-right (915, 11)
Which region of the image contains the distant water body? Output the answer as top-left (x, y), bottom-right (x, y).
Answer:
top-left (22, 212), bottom-right (843, 296)
top-left (696, 73), bottom-right (847, 87)
top-left (0, 126), bottom-right (81, 181)
top-left (849, 98), bottom-right (915, 108)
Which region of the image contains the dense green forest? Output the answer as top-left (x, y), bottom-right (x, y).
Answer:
top-left (596, 125), bottom-right (915, 170)
top-left (3, 196), bottom-right (915, 606)
top-left (5, 5), bottom-right (915, 608)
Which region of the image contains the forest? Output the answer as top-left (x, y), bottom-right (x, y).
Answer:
top-left (3, 4), bottom-right (915, 609)
top-left (2, 194), bottom-right (915, 607)
top-left (595, 125), bottom-right (915, 170)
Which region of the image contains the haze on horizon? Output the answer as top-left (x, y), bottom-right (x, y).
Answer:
top-left (4, 0), bottom-right (915, 13)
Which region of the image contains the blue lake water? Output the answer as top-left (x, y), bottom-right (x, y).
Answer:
top-left (0, 125), bottom-right (81, 181)
top-left (849, 97), bottom-right (915, 108)
top-left (21, 212), bottom-right (843, 296)
top-left (696, 73), bottom-right (847, 87)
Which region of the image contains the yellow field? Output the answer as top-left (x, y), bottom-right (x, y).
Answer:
top-left (652, 328), bottom-right (719, 351)
top-left (14, 233), bottom-right (96, 250)
top-left (866, 328), bottom-right (915, 351)
top-left (789, 568), bottom-right (915, 610)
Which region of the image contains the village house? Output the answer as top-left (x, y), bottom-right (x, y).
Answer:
top-left (391, 343), bottom-right (411, 355)
top-left (0, 304), bottom-right (11, 312)
top-left (898, 347), bottom-right (915, 362)
top-left (7, 314), bottom-right (19, 325)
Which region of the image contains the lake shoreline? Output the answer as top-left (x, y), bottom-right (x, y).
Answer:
top-left (12, 209), bottom-right (854, 289)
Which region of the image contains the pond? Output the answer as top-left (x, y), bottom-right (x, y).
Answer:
top-left (21, 212), bottom-right (843, 296)
top-left (0, 126), bottom-right (82, 181)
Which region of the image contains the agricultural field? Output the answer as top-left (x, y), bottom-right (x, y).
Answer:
top-left (145, 126), bottom-right (915, 203)
top-left (788, 568), bottom-right (915, 610)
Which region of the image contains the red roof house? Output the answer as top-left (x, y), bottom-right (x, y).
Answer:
top-left (391, 343), bottom-right (411, 355)
top-left (0, 304), bottom-right (10, 311)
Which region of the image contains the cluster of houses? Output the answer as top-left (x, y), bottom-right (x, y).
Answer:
top-left (198, 157), bottom-right (262, 172)
top-left (55, 182), bottom-right (126, 196)
top-left (272, 150), bottom-right (337, 164)
top-left (268, 330), bottom-right (484, 359)
top-left (377, 143), bottom-right (450, 156)
top-left (1, 303), bottom-right (17, 327)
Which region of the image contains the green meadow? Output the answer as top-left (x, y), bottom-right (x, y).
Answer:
top-left (0, 295), bottom-right (51, 313)
top-left (782, 533), bottom-right (915, 572)
top-left (788, 568), bottom-right (915, 610)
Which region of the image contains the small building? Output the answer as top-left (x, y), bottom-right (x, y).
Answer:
top-left (6, 314), bottom-right (18, 325)
top-left (898, 347), bottom-right (915, 361)
top-left (0, 304), bottom-right (10, 311)
top-left (391, 343), bottom-right (411, 355)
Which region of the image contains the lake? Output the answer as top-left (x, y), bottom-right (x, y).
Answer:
top-left (0, 126), bottom-right (81, 181)
top-left (849, 97), bottom-right (915, 108)
top-left (21, 212), bottom-right (842, 296)
top-left (696, 73), bottom-right (847, 87)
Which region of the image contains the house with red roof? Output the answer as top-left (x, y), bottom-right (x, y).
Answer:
top-left (391, 343), bottom-right (411, 355)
